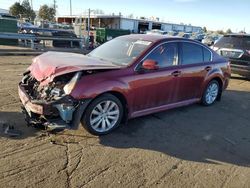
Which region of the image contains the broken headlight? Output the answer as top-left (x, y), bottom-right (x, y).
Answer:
top-left (63, 72), bottom-right (82, 95)
top-left (50, 87), bottom-right (63, 97)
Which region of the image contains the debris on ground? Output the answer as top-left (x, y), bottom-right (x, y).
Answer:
top-left (2, 123), bottom-right (22, 137)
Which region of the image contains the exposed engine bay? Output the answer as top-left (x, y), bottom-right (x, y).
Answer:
top-left (17, 51), bottom-right (124, 132)
top-left (21, 70), bottom-right (98, 102)
top-left (22, 73), bottom-right (68, 101)
top-left (19, 69), bottom-right (105, 130)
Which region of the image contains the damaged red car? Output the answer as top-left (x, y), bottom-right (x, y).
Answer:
top-left (18, 34), bottom-right (231, 135)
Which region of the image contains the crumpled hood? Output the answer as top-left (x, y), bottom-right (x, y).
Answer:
top-left (29, 51), bottom-right (122, 82)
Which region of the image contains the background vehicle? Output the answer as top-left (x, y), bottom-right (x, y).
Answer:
top-left (18, 22), bottom-right (38, 29)
top-left (190, 34), bottom-right (205, 42)
top-left (178, 32), bottom-right (192, 39)
top-left (18, 23), bottom-right (41, 44)
top-left (52, 30), bottom-right (80, 48)
top-left (213, 34), bottom-right (250, 78)
top-left (146, 29), bottom-right (168, 35)
top-left (168, 31), bottom-right (178, 36)
top-left (0, 13), bottom-right (16, 19)
top-left (202, 35), bottom-right (219, 46)
top-left (19, 35), bottom-right (231, 135)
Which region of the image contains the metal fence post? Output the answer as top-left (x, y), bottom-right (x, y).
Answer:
top-left (31, 40), bottom-right (35, 49)
top-left (79, 38), bottom-right (83, 49)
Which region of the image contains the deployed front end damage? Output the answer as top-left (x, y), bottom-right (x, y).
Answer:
top-left (18, 70), bottom-right (91, 130)
top-left (18, 51), bottom-right (123, 131)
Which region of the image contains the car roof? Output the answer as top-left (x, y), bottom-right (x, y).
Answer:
top-left (118, 34), bottom-right (191, 43)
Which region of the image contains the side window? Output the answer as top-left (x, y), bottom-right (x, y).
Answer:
top-left (181, 42), bottom-right (203, 65)
top-left (146, 43), bottom-right (177, 68)
top-left (203, 47), bottom-right (212, 62)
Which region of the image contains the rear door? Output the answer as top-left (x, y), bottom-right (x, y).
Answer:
top-left (176, 42), bottom-right (213, 101)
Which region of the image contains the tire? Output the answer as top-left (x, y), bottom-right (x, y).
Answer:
top-left (81, 94), bottom-right (123, 135)
top-left (201, 80), bottom-right (220, 106)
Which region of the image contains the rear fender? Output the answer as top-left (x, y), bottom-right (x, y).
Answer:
top-left (200, 68), bottom-right (224, 99)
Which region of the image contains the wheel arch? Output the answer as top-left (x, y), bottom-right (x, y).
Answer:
top-left (103, 91), bottom-right (128, 123)
top-left (86, 90), bottom-right (129, 123)
top-left (212, 77), bottom-right (223, 100)
top-left (205, 76), bottom-right (223, 101)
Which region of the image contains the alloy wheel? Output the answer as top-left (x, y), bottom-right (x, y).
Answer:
top-left (205, 82), bottom-right (219, 105)
top-left (89, 100), bottom-right (120, 133)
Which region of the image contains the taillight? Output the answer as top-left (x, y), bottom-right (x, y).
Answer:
top-left (246, 50), bottom-right (250, 55)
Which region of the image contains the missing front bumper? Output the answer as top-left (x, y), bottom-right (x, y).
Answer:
top-left (21, 99), bottom-right (91, 131)
top-left (19, 84), bottom-right (91, 131)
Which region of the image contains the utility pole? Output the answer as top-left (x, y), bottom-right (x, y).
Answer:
top-left (88, 8), bottom-right (90, 37)
top-left (30, 0), bottom-right (33, 10)
top-left (53, 0), bottom-right (57, 11)
top-left (70, 0), bottom-right (72, 16)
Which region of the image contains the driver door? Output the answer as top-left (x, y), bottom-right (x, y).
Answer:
top-left (130, 42), bottom-right (180, 115)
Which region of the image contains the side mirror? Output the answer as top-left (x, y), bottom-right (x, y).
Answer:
top-left (142, 59), bottom-right (159, 70)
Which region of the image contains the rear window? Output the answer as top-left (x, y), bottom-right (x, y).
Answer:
top-left (215, 35), bottom-right (250, 49)
top-left (181, 42), bottom-right (203, 65)
top-left (203, 48), bottom-right (211, 62)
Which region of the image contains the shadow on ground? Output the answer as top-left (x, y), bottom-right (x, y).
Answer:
top-left (100, 90), bottom-right (250, 167)
top-left (231, 75), bottom-right (250, 81)
top-left (1, 90), bottom-right (250, 167)
top-left (0, 111), bottom-right (40, 139)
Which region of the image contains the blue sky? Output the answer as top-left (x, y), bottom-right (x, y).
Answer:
top-left (1, 0), bottom-right (250, 33)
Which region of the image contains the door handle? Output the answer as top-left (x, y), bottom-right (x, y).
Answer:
top-left (205, 66), bottom-right (212, 72)
top-left (171, 71), bottom-right (181, 77)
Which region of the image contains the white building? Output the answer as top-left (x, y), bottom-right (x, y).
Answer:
top-left (120, 18), bottom-right (202, 33)
top-left (0, 8), bottom-right (9, 14)
top-left (56, 14), bottom-right (202, 33)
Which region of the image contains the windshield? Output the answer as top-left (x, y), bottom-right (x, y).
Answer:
top-left (215, 35), bottom-right (250, 48)
top-left (88, 37), bottom-right (152, 66)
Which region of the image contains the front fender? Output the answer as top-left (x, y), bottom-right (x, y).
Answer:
top-left (70, 78), bottom-right (130, 100)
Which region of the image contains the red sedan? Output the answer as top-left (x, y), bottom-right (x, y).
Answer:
top-left (18, 34), bottom-right (231, 135)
